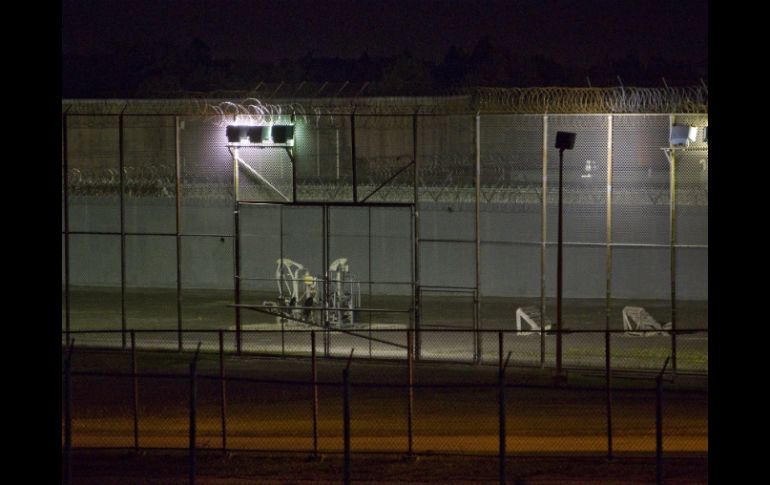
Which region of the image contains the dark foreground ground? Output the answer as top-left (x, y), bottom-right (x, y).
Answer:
top-left (67, 450), bottom-right (708, 484)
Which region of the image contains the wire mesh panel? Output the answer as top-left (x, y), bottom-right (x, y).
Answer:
top-left (413, 384), bottom-right (498, 454)
top-left (226, 380), bottom-right (314, 451)
top-left (354, 115), bottom-right (415, 203)
top-left (239, 204), bottom-right (282, 328)
top-left (123, 116), bottom-right (176, 233)
top-left (479, 114), bottom-right (544, 331)
top-left (196, 376), bottom-right (225, 449)
top-left (675, 328), bottom-right (708, 373)
top-left (124, 235), bottom-right (177, 330)
top-left (62, 233), bottom-right (66, 330)
top-left (662, 389), bottom-right (709, 453)
top-left (611, 115), bottom-right (672, 367)
top-left (69, 234), bottom-right (122, 331)
top-left (417, 115), bottom-right (476, 298)
top-left (370, 207), bottom-right (413, 331)
top-left (348, 385), bottom-right (408, 454)
top-left (179, 116), bottom-right (234, 236)
top-left (67, 115), bottom-right (120, 233)
top-left (180, 235), bottom-right (234, 330)
top-left (317, 382), bottom-right (344, 452)
top-left (612, 388), bottom-right (657, 454)
top-left (137, 376), bottom-right (189, 449)
top-left (672, 123), bottom-right (708, 334)
top-left (71, 374), bottom-right (134, 448)
top-left (507, 386), bottom-right (608, 455)
top-left (419, 298), bottom-right (476, 362)
top-left (545, 115), bottom-right (609, 331)
top-left (294, 116), bottom-right (353, 201)
top-left (236, 139), bottom-right (294, 203)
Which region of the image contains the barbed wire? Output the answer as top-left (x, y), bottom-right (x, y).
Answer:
top-left (63, 85), bottom-right (707, 117)
top-left (465, 86), bottom-right (708, 113)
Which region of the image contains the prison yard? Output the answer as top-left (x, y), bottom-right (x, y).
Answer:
top-left (62, 88), bottom-right (707, 483)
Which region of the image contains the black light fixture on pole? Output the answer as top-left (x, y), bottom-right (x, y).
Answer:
top-left (554, 131), bottom-right (576, 382)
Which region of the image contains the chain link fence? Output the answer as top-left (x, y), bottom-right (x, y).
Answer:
top-left (63, 108), bottom-right (707, 376)
top-left (62, 334), bottom-right (706, 483)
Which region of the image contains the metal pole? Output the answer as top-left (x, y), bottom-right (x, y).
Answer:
top-left (412, 113), bottom-right (421, 360)
top-left (175, 116), bottom-right (183, 352)
top-left (605, 329), bottom-right (613, 461)
top-left (555, 147), bottom-right (564, 379)
top-left (291, 145), bottom-right (297, 202)
top-left (605, 116), bottom-right (614, 462)
top-left (474, 114), bottom-right (482, 363)
top-left (63, 113), bottom-right (71, 346)
top-left (63, 341), bottom-right (74, 485)
top-left (499, 351), bottom-right (511, 485)
top-left (311, 331), bottom-right (319, 457)
top-left (323, 205), bottom-right (330, 357)
top-left (655, 356), bottom-right (669, 485)
top-left (540, 115), bottom-right (548, 368)
top-left (351, 113), bottom-right (358, 203)
top-left (233, 150), bottom-right (242, 355)
top-left (668, 130), bottom-right (678, 376)
top-left (656, 373), bottom-right (664, 485)
top-left (407, 329), bottom-right (414, 456)
top-left (219, 330), bottom-right (227, 455)
top-left (189, 343), bottom-right (201, 485)
top-left (496, 331), bottom-right (502, 373)
top-left (343, 350), bottom-right (354, 485)
top-left (131, 330), bottom-right (139, 453)
top-left (368, 206), bottom-right (372, 359)
top-left (119, 113), bottom-right (127, 349)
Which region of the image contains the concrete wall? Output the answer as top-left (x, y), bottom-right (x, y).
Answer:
top-left (63, 113), bottom-right (707, 300)
top-left (65, 196), bottom-right (707, 300)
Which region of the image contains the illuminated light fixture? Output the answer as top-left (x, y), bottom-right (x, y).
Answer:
top-left (247, 126), bottom-right (265, 143)
top-left (271, 125), bottom-right (294, 144)
top-left (226, 125), bottom-right (247, 143)
top-left (670, 125), bottom-right (697, 147)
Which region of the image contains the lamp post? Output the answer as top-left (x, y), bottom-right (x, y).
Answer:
top-left (554, 131), bottom-right (576, 382)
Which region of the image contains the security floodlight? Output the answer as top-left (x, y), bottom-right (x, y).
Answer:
top-left (671, 125), bottom-right (697, 147)
top-left (226, 125), bottom-right (246, 143)
top-left (555, 131), bottom-right (576, 150)
top-left (247, 126), bottom-right (265, 143)
top-left (271, 125), bottom-right (294, 144)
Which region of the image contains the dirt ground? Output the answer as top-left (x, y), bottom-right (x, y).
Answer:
top-left (63, 348), bottom-right (707, 482)
top-left (67, 450), bottom-right (708, 484)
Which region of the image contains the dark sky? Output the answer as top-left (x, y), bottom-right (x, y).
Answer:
top-left (62, 0), bottom-right (707, 66)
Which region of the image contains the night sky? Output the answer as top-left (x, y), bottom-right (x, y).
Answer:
top-left (62, 0), bottom-right (708, 95)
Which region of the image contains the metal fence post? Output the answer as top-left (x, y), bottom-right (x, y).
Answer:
top-left (605, 329), bottom-right (612, 461)
top-left (498, 331), bottom-right (503, 372)
top-left (189, 342), bottom-right (202, 485)
top-left (311, 331), bottom-right (319, 457)
top-left (499, 351), bottom-right (512, 485)
top-left (656, 357), bottom-right (670, 485)
top-left (407, 329), bottom-right (414, 457)
top-left (219, 330), bottom-right (227, 455)
top-left (119, 111), bottom-right (127, 350)
top-left (63, 340), bottom-right (75, 485)
top-left (343, 349), bottom-right (354, 485)
top-left (131, 330), bottom-right (140, 453)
